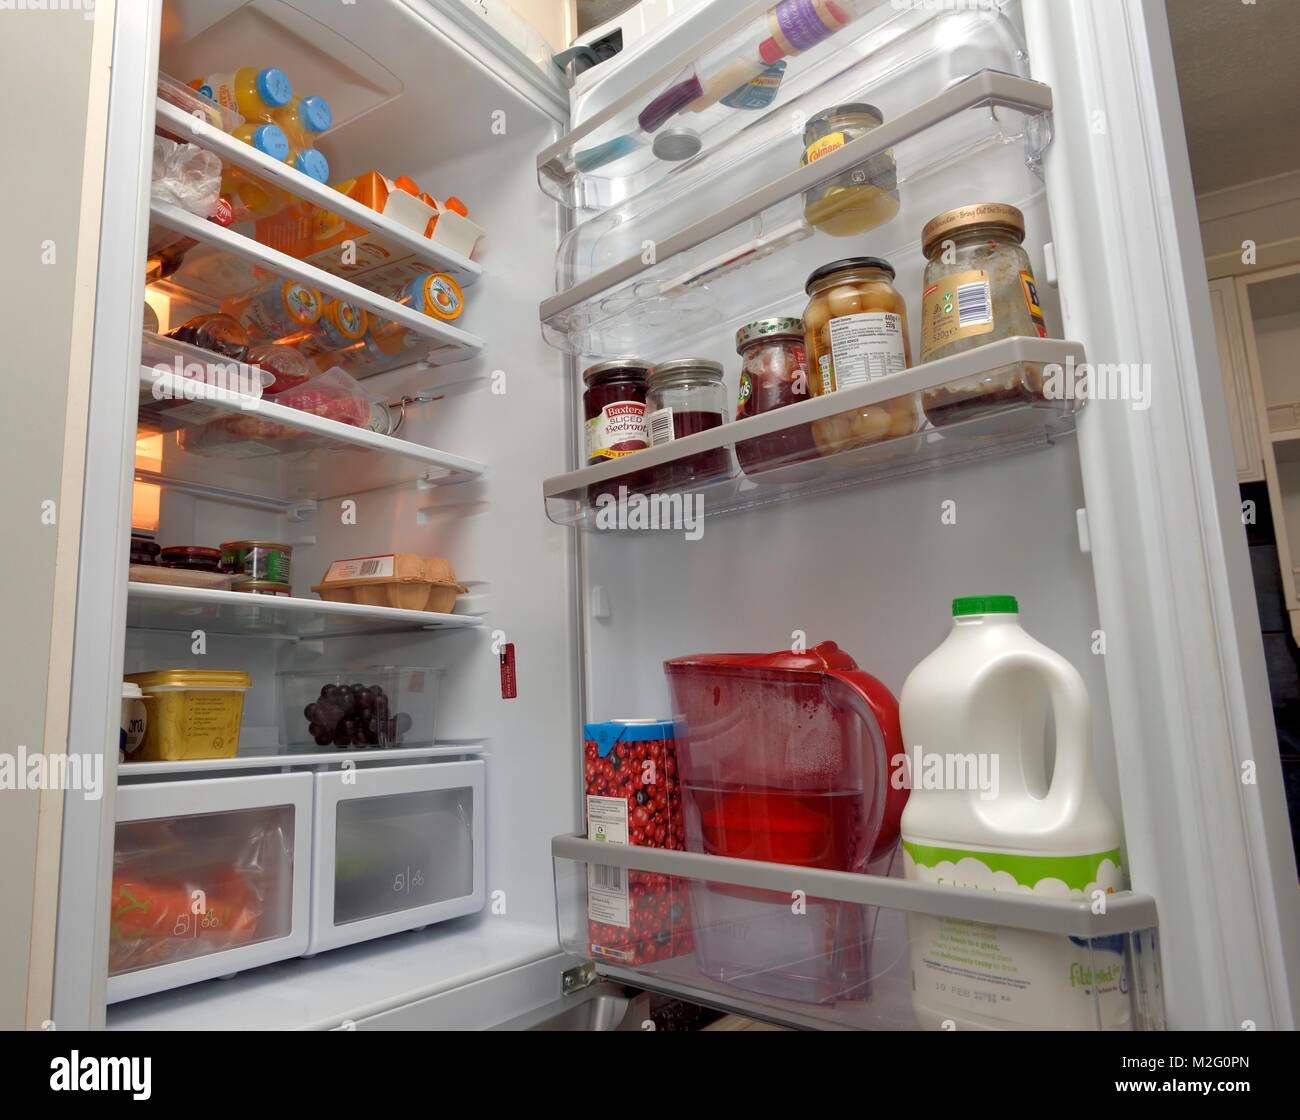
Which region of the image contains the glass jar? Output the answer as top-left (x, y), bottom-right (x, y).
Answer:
top-left (801, 103), bottom-right (899, 237)
top-left (734, 317), bottom-right (817, 476)
top-left (583, 358), bottom-right (652, 505)
top-left (645, 358), bottom-right (732, 489)
top-left (802, 257), bottom-right (919, 455)
top-left (918, 203), bottom-right (1050, 426)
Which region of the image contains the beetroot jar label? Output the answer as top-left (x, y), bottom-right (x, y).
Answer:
top-left (585, 400), bottom-right (649, 462)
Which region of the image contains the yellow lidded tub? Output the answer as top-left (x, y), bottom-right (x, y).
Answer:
top-left (125, 670), bottom-right (252, 761)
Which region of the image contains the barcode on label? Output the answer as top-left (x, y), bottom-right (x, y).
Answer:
top-left (356, 559), bottom-right (385, 576)
top-left (591, 864), bottom-right (624, 891)
top-left (647, 407), bottom-right (675, 447)
top-left (956, 281), bottom-right (992, 327)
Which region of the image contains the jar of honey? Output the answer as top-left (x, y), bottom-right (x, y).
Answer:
top-left (802, 257), bottom-right (920, 455)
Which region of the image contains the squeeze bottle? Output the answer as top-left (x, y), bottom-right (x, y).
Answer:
top-left (899, 595), bottom-right (1129, 1031)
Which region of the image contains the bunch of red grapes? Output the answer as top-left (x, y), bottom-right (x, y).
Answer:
top-left (304, 681), bottom-right (412, 749)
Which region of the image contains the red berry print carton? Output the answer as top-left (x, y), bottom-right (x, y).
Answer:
top-left (583, 719), bottom-right (692, 966)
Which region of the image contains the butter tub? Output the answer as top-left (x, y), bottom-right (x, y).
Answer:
top-left (125, 670), bottom-right (252, 761)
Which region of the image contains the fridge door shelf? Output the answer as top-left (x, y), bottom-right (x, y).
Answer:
top-left (538, 0), bottom-right (1031, 211)
top-left (553, 834), bottom-right (1165, 1032)
top-left (148, 201), bottom-right (484, 369)
top-left (126, 582), bottom-right (481, 640)
top-left (155, 98), bottom-right (481, 286)
top-left (308, 761), bottom-right (485, 955)
top-left (137, 333), bottom-right (484, 500)
top-left (108, 772), bottom-right (313, 1004)
top-left (541, 70), bottom-right (1053, 356)
top-left (544, 337), bottom-right (1084, 529)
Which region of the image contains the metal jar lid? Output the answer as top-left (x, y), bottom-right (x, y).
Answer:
top-left (648, 358), bottom-right (725, 386)
top-left (736, 317), bottom-right (805, 352)
top-left (582, 357), bottom-right (653, 386)
top-left (805, 102), bottom-right (884, 133)
top-left (805, 256), bottom-right (896, 293)
top-left (921, 202), bottom-right (1025, 258)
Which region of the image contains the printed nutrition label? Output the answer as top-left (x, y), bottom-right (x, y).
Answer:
top-left (827, 311), bottom-right (907, 388)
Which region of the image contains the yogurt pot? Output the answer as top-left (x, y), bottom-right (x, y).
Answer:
top-left (120, 682), bottom-right (147, 762)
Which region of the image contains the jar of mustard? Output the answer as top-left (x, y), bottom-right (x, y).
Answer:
top-left (802, 257), bottom-right (920, 454)
top-left (918, 202), bottom-right (1050, 426)
top-left (801, 104), bottom-right (899, 237)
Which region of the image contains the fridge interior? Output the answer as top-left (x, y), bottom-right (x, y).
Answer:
top-left (99, 0), bottom-right (1179, 1030)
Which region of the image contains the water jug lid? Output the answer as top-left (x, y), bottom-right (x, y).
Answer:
top-left (952, 595), bottom-right (1019, 616)
top-left (663, 641), bottom-right (858, 678)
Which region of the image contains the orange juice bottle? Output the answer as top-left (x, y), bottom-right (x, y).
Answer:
top-left (273, 94), bottom-right (332, 150)
top-left (191, 67), bottom-right (293, 123)
top-left (222, 123), bottom-right (291, 222)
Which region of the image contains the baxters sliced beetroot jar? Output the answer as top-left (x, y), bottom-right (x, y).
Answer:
top-left (583, 719), bottom-right (692, 965)
top-left (583, 358), bottom-right (652, 506)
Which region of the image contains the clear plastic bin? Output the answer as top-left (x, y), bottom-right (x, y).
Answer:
top-left (278, 665), bottom-right (440, 749)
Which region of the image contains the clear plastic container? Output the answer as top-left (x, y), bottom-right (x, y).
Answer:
top-left (662, 641), bottom-right (908, 1003)
top-left (278, 665), bottom-right (440, 749)
top-left (157, 71), bottom-right (244, 133)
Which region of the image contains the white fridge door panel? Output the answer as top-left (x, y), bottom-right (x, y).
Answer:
top-left (1023, 0), bottom-right (1299, 1028)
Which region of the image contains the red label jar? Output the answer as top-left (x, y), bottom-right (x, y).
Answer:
top-left (582, 359), bottom-right (652, 465)
top-left (733, 316), bottom-right (818, 475)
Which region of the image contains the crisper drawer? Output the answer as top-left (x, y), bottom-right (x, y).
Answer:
top-left (553, 836), bottom-right (1166, 1032)
top-left (109, 773), bottom-right (312, 1003)
top-left (308, 761), bottom-right (485, 954)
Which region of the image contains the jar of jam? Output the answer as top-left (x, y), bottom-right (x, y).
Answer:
top-left (802, 103), bottom-right (899, 237)
top-left (802, 257), bottom-right (920, 456)
top-left (159, 545), bottom-right (223, 573)
top-left (918, 203), bottom-right (1051, 426)
top-left (583, 358), bottom-right (652, 505)
top-left (734, 317), bottom-right (817, 476)
top-left (645, 358), bottom-right (732, 489)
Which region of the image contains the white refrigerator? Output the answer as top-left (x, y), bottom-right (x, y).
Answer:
top-left (34, 0), bottom-right (1299, 1030)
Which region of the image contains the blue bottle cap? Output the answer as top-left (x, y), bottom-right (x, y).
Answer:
top-left (256, 67), bottom-right (293, 109)
top-left (298, 94), bottom-right (333, 134)
top-left (252, 123), bottom-right (290, 161)
top-left (293, 148), bottom-right (330, 183)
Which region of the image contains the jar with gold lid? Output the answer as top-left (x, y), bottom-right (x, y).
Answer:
top-left (918, 202), bottom-right (1051, 426)
top-left (801, 104), bottom-right (900, 237)
top-left (802, 257), bottom-right (920, 455)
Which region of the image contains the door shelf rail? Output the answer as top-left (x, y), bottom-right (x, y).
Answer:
top-left (156, 98), bottom-right (481, 286)
top-left (150, 201), bottom-right (484, 368)
top-left (543, 337), bottom-right (1085, 528)
top-left (540, 71), bottom-right (1053, 355)
top-left (118, 740), bottom-right (489, 778)
top-left (554, 834), bottom-right (1165, 1032)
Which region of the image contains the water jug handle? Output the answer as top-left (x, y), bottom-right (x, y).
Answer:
top-left (828, 669), bottom-right (909, 860)
top-left (973, 649), bottom-right (1091, 815)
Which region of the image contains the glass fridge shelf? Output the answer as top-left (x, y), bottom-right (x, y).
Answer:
top-left (136, 332), bottom-right (484, 503)
top-left (148, 201), bottom-right (484, 369)
top-left (538, 0), bottom-right (1030, 213)
top-left (553, 833), bottom-right (1166, 1032)
top-left (541, 71), bottom-right (1053, 357)
top-left (543, 337), bottom-right (1085, 529)
top-left (155, 98), bottom-right (482, 287)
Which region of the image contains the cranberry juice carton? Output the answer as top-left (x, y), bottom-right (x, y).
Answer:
top-left (583, 719), bottom-right (691, 965)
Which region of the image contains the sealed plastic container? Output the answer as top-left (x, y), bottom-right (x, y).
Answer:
top-left (125, 669), bottom-right (252, 761)
top-left (663, 641), bottom-right (908, 1003)
top-left (157, 72), bottom-right (243, 133)
top-left (237, 279), bottom-right (323, 340)
top-left (120, 682), bottom-right (147, 761)
top-left (279, 665), bottom-right (439, 749)
top-left (312, 553), bottom-right (467, 613)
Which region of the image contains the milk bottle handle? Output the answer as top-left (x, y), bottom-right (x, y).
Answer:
top-left (973, 648), bottom-right (1091, 812)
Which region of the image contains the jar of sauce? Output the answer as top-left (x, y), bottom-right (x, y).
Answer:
top-left (160, 545), bottom-right (223, 573)
top-left (583, 358), bottom-right (652, 504)
top-left (734, 317), bottom-right (817, 476)
top-left (802, 104), bottom-right (899, 237)
top-left (802, 257), bottom-right (920, 456)
top-left (918, 203), bottom-right (1050, 426)
top-left (645, 358), bottom-right (732, 489)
